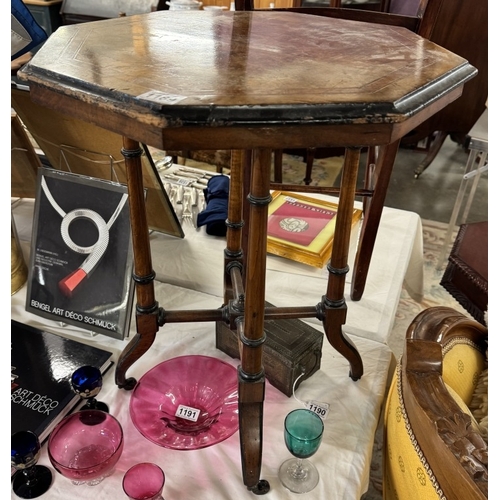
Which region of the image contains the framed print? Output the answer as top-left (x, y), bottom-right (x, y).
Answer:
top-left (267, 191), bottom-right (362, 268)
top-left (26, 167), bottom-right (135, 340)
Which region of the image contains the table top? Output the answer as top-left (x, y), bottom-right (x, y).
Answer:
top-left (19, 11), bottom-right (476, 150)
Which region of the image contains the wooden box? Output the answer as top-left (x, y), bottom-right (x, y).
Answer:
top-left (216, 304), bottom-right (323, 397)
top-left (441, 221), bottom-right (488, 325)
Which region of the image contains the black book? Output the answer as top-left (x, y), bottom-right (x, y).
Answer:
top-left (11, 320), bottom-right (114, 443)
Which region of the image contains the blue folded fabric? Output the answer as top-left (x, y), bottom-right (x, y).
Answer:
top-left (197, 175), bottom-right (229, 236)
top-left (11, 0), bottom-right (48, 60)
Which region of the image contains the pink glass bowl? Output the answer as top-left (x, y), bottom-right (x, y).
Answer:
top-left (48, 409), bottom-right (124, 485)
top-left (129, 355), bottom-right (239, 450)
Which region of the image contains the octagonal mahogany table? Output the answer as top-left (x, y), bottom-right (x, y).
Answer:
top-left (19, 10), bottom-right (476, 494)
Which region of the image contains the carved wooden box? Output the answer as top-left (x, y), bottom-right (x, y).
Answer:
top-left (215, 305), bottom-right (323, 397)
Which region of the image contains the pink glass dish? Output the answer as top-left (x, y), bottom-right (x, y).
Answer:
top-left (48, 410), bottom-right (124, 485)
top-left (129, 355), bottom-right (238, 450)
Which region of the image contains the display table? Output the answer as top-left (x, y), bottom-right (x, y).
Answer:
top-left (12, 197), bottom-right (420, 498)
top-left (18, 10), bottom-right (475, 491)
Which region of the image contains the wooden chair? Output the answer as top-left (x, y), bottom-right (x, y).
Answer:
top-left (384, 306), bottom-right (488, 499)
top-left (272, 0), bottom-right (488, 181)
top-left (235, 0), bottom-right (444, 301)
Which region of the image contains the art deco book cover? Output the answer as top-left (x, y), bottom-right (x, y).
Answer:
top-left (267, 191), bottom-right (362, 268)
top-left (11, 320), bottom-right (113, 443)
top-left (26, 167), bottom-right (135, 339)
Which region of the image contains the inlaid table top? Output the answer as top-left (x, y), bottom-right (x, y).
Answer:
top-left (19, 11), bottom-right (476, 150)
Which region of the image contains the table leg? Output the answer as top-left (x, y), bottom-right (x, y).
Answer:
top-left (322, 147), bottom-right (363, 380)
top-left (115, 137), bottom-right (159, 390)
top-left (238, 149), bottom-right (272, 494)
top-left (350, 140), bottom-right (400, 301)
top-left (224, 150), bottom-right (246, 306)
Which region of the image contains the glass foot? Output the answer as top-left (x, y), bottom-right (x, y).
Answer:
top-left (12, 465), bottom-right (52, 499)
top-left (70, 465), bottom-right (115, 486)
top-left (278, 458), bottom-right (319, 494)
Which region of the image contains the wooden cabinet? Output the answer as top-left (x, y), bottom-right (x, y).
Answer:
top-left (405, 0), bottom-right (488, 145)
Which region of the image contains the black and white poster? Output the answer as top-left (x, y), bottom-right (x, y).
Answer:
top-left (26, 167), bottom-right (135, 340)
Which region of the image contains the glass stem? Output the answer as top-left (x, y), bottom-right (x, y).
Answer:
top-left (86, 397), bottom-right (97, 409)
top-left (23, 467), bottom-right (39, 486)
top-left (292, 459), bottom-right (306, 479)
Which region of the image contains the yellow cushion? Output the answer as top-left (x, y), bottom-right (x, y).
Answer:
top-left (383, 364), bottom-right (441, 500)
top-left (442, 340), bottom-right (485, 406)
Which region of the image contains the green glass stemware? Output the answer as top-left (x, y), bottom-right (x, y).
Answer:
top-left (278, 409), bottom-right (324, 493)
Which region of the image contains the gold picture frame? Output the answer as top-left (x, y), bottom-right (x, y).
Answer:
top-left (267, 191), bottom-right (362, 268)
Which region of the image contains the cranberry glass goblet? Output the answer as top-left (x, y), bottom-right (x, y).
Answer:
top-left (48, 409), bottom-right (123, 486)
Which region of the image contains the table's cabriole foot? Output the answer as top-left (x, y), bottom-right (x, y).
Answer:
top-left (319, 295), bottom-right (363, 380)
top-left (115, 302), bottom-right (160, 389)
top-left (238, 367), bottom-right (269, 494)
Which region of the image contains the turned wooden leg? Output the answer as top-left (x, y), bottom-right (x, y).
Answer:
top-left (350, 140), bottom-right (400, 302)
top-left (304, 147), bottom-right (315, 185)
top-left (239, 149), bottom-right (271, 495)
top-left (224, 150), bottom-right (246, 306)
top-left (322, 147), bottom-right (363, 380)
top-left (115, 137), bottom-right (158, 390)
top-left (273, 149), bottom-right (283, 183)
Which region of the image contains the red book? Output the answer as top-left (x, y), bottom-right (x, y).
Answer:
top-left (268, 198), bottom-right (337, 247)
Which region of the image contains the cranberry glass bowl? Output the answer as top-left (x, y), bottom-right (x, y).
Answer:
top-left (48, 409), bottom-right (124, 485)
top-left (129, 355), bottom-right (238, 450)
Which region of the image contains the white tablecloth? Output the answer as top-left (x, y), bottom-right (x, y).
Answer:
top-left (11, 280), bottom-right (392, 500)
top-left (11, 196), bottom-right (422, 499)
